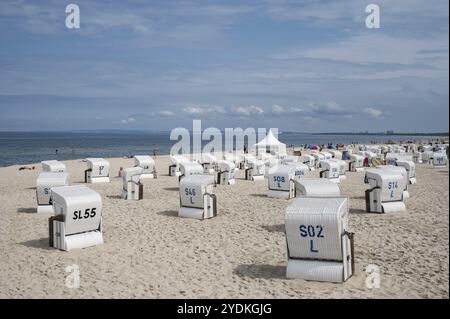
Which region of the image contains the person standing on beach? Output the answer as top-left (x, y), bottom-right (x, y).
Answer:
top-left (152, 144), bottom-right (157, 159)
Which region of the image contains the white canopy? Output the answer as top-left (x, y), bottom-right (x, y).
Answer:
top-left (254, 130), bottom-right (286, 156)
top-left (255, 130), bottom-right (284, 146)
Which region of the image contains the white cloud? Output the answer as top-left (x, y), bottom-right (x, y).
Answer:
top-left (308, 101), bottom-right (350, 115)
top-left (230, 105), bottom-right (264, 116)
top-left (183, 106), bottom-right (205, 114)
top-left (121, 116), bottom-right (136, 124)
top-left (158, 110), bottom-right (175, 117)
top-left (365, 107), bottom-right (383, 118)
top-left (182, 105), bottom-right (227, 117)
top-left (272, 104), bottom-right (285, 114)
top-left (181, 104), bottom-right (266, 117)
top-left (210, 105), bottom-right (227, 114)
top-left (271, 104), bottom-right (303, 114)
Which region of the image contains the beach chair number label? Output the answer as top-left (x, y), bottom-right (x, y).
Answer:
top-left (98, 166), bottom-right (104, 175)
top-left (299, 224), bottom-right (324, 253)
top-left (388, 181), bottom-right (398, 198)
top-left (73, 208), bottom-right (97, 220)
top-left (185, 188), bottom-right (196, 204)
top-left (295, 170), bottom-right (304, 177)
top-left (44, 187), bottom-right (50, 195)
top-left (273, 176), bottom-right (285, 188)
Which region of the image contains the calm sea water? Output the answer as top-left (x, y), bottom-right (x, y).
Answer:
top-left (0, 131), bottom-right (442, 167)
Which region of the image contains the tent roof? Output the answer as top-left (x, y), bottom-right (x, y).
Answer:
top-left (254, 130), bottom-right (285, 147)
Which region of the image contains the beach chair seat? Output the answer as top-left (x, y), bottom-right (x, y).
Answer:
top-left (169, 155), bottom-right (190, 176)
top-left (284, 162), bottom-right (309, 179)
top-left (223, 152), bottom-right (241, 171)
top-left (263, 157), bottom-right (280, 173)
top-left (285, 197), bottom-right (354, 283)
top-left (217, 160), bottom-right (235, 185)
top-left (122, 167), bottom-right (144, 200)
top-left (300, 154), bottom-right (315, 171)
top-left (329, 150), bottom-right (342, 160)
top-left (41, 160), bottom-right (66, 173)
top-left (85, 158), bottom-right (110, 183)
top-left (319, 151), bottom-right (333, 160)
top-left (319, 160), bottom-right (340, 183)
top-left (413, 152), bottom-right (423, 164)
top-left (364, 168), bottom-right (407, 213)
top-left (36, 172), bottom-right (70, 213)
top-left (245, 159), bottom-right (265, 181)
top-left (377, 165), bottom-right (410, 198)
top-left (311, 152), bottom-right (325, 168)
top-left (201, 154), bottom-right (218, 174)
top-left (134, 155), bottom-right (156, 179)
top-left (267, 165), bottom-right (296, 199)
top-left (49, 185), bottom-right (103, 251)
top-left (179, 175), bottom-right (217, 220)
top-left (179, 161), bottom-right (204, 182)
top-left (396, 160), bottom-right (417, 184)
top-left (432, 152), bottom-right (448, 169)
top-left (331, 159), bottom-right (347, 181)
top-left (385, 152), bottom-right (413, 166)
top-left (349, 154), bottom-right (364, 172)
top-left (293, 178), bottom-right (341, 198)
top-left (281, 155), bottom-right (299, 165)
top-left (240, 154), bottom-right (256, 170)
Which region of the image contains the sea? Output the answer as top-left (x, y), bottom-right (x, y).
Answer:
top-left (0, 131), bottom-right (444, 167)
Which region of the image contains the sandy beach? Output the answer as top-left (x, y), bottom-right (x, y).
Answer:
top-left (0, 155), bottom-right (448, 299)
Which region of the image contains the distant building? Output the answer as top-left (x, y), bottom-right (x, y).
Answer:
top-left (387, 130), bottom-right (394, 135)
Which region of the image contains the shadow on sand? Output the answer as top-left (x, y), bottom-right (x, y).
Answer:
top-left (157, 210), bottom-right (178, 218)
top-left (233, 264), bottom-right (286, 280)
top-left (349, 208), bottom-right (372, 215)
top-left (261, 224), bottom-right (285, 233)
top-left (249, 193), bottom-right (267, 198)
top-left (18, 238), bottom-right (53, 251)
top-left (17, 207), bottom-right (37, 214)
top-left (106, 195), bottom-right (123, 199)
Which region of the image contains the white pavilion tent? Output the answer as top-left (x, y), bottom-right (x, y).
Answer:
top-left (253, 130), bottom-right (287, 156)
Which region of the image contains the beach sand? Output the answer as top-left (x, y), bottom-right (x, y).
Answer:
top-left (0, 155), bottom-right (448, 298)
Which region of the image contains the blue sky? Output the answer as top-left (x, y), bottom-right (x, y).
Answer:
top-left (0, 0), bottom-right (448, 132)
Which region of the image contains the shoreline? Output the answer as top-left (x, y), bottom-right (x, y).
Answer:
top-left (1, 133), bottom-right (448, 168)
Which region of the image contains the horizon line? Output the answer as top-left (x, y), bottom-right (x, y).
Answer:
top-left (0, 129), bottom-right (448, 136)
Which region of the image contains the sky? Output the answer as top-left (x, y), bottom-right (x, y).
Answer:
top-left (0, 0), bottom-right (448, 132)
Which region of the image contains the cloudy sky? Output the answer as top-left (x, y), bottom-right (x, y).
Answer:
top-left (0, 0), bottom-right (448, 132)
